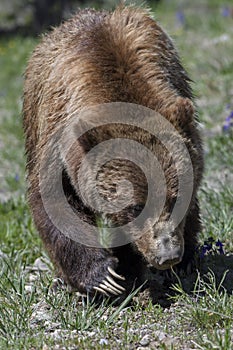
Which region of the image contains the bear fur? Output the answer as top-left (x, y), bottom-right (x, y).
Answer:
top-left (23, 6), bottom-right (204, 297)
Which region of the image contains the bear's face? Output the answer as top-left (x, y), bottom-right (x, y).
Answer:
top-left (94, 155), bottom-right (186, 270)
top-left (134, 219), bottom-right (185, 270)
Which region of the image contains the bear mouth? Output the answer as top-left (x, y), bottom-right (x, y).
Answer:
top-left (149, 254), bottom-right (182, 271)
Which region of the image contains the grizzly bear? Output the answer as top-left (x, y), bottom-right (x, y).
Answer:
top-left (23, 6), bottom-right (203, 297)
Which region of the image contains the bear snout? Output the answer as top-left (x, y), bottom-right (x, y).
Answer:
top-left (153, 240), bottom-right (184, 270)
top-left (156, 250), bottom-right (182, 269)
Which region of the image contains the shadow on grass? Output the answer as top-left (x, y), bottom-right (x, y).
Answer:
top-left (146, 253), bottom-right (233, 307)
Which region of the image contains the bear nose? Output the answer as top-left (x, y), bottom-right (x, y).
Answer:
top-left (157, 246), bottom-right (183, 268)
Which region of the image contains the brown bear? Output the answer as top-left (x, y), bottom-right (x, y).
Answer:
top-left (23, 6), bottom-right (204, 297)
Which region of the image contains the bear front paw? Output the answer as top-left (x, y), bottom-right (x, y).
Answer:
top-left (93, 266), bottom-right (125, 296)
top-left (76, 256), bottom-right (126, 297)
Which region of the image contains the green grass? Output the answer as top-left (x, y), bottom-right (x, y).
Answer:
top-left (171, 271), bottom-right (233, 349)
top-left (0, 0), bottom-right (233, 348)
top-left (0, 37), bottom-right (36, 201)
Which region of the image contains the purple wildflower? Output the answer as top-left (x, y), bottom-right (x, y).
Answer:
top-left (199, 237), bottom-right (226, 258)
top-left (216, 239), bottom-right (224, 255)
top-left (200, 245), bottom-right (208, 259)
top-left (176, 10), bottom-right (185, 27)
top-left (199, 237), bottom-right (225, 259)
top-left (223, 109), bottom-right (233, 132)
top-left (204, 237), bottom-right (214, 251)
top-left (221, 7), bottom-right (230, 17)
top-left (199, 239), bottom-right (212, 259)
top-left (15, 173), bottom-right (20, 182)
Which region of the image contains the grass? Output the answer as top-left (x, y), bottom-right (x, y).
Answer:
top-left (0, 37), bottom-right (36, 201)
top-left (171, 271), bottom-right (233, 349)
top-left (0, 0), bottom-right (233, 348)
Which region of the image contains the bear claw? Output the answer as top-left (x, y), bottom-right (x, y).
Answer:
top-left (107, 266), bottom-right (125, 281)
top-left (99, 281), bottom-right (121, 295)
top-left (93, 267), bottom-right (126, 296)
top-left (93, 286), bottom-right (110, 296)
top-left (106, 276), bottom-right (125, 291)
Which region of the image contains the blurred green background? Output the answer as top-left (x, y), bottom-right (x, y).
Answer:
top-left (0, 0), bottom-right (161, 35)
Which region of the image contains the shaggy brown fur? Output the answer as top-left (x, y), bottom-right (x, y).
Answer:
top-left (23, 6), bottom-right (203, 297)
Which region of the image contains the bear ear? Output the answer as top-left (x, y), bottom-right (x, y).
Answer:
top-left (168, 97), bottom-right (195, 128)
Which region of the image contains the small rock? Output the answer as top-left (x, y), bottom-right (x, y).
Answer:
top-left (99, 338), bottom-right (108, 345)
top-left (44, 321), bottom-right (61, 330)
top-left (71, 330), bottom-right (78, 336)
top-left (29, 273), bottom-right (39, 283)
top-left (30, 301), bottom-right (52, 324)
top-left (33, 257), bottom-right (50, 271)
top-left (139, 335), bottom-right (150, 346)
top-left (50, 329), bottom-right (70, 340)
top-left (154, 330), bottom-right (166, 341)
top-left (51, 330), bottom-right (62, 340)
top-left (86, 331), bottom-right (96, 337)
top-left (25, 285), bottom-right (33, 293)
